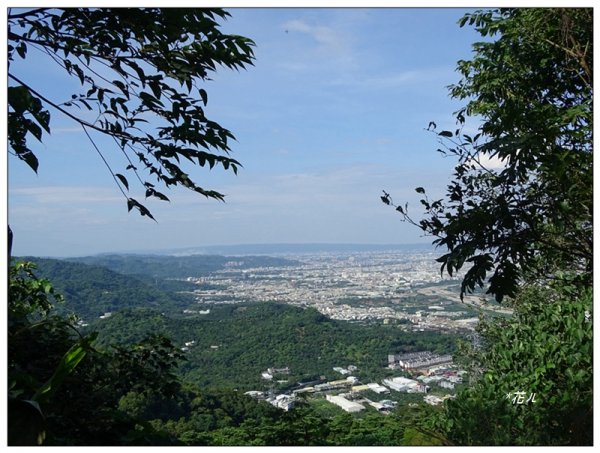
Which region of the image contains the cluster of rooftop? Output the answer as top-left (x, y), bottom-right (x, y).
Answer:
top-left (183, 250), bottom-right (497, 331)
top-left (246, 351), bottom-right (464, 414)
top-left (388, 351), bottom-right (453, 371)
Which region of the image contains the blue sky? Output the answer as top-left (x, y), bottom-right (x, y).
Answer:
top-left (7, 7), bottom-right (487, 257)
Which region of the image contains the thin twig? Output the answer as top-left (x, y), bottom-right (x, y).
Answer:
top-left (81, 124), bottom-right (128, 200)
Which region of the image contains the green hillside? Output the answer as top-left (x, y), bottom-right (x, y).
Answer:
top-left (67, 254), bottom-right (300, 279)
top-left (21, 256), bottom-right (458, 391)
top-left (89, 302), bottom-right (458, 391)
top-left (19, 257), bottom-right (195, 321)
top-left (10, 256), bottom-right (459, 446)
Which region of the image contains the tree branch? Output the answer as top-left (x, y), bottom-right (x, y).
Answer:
top-left (81, 125), bottom-right (128, 201)
top-left (8, 73), bottom-right (130, 141)
top-left (7, 8), bottom-right (50, 20)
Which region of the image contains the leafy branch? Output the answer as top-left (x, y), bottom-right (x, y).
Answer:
top-left (382, 8), bottom-right (592, 303)
top-left (8, 8), bottom-right (256, 220)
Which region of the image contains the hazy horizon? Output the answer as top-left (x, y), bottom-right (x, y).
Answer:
top-left (12, 240), bottom-right (436, 259)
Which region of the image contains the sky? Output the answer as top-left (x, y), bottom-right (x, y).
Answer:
top-left (7, 6), bottom-right (490, 257)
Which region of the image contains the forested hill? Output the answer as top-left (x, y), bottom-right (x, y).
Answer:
top-left (16, 257), bottom-right (194, 320)
top-left (10, 257), bottom-right (460, 447)
top-left (16, 254), bottom-right (300, 320)
top-left (88, 302), bottom-right (458, 391)
top-left (15, 255), bottom-right (459, 392)
top-left (66, 254), bottom-right (300, 279)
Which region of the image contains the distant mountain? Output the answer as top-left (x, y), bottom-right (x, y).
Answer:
top-left (66, 254), bottom-right (300, 279)
top-left (152, 242), bottom-right (434, 256)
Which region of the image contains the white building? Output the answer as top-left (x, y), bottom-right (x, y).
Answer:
top-left (326, 394), bottom-right (365, 413)
top-left (244, 390), bottom-right (265, 399)
top-left (293, 387), bottom-right (314, 395)
top-left (439, 380), bottom-right (455, 390)
top-left (383, 377), bottom-right (418, 392)
top-left (367, 383), bottom-right (390, 394)
top-left (268, 394), bottom-right (295, 411)
top-left (383, 377), bottom-right (428, 393)
top-left (389, 351), bottom-right (453, 370)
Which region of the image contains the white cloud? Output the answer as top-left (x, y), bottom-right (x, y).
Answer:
top-left (10, 186), bottom-right (123, 205)
top-left (284, 19), bottom-right (346, 52)
top-left (466, 152), bottom-right (507, 171)
top-left (281, 18), bottom-right (355, 68)
top-left (479, 153), bottom-right (507, 170)
top-left (7, 163), bottom-right (450, 256)
top-left (329, 66), bottom-right (455, 91)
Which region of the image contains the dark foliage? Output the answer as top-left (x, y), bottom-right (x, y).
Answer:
top-left (384, 8), bottom-right (592, 302)
top-left (8, 7), bottom-right (255, 218)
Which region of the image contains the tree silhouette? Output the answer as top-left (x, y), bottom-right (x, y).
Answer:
top-left (8, 8), bottom-right (255, 219)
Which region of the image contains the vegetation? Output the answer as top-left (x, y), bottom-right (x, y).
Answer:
top-left (17, 257), bottom-right (194, 320)
top-left (87, 301), bottom-right (457, 390)
top-left (13, 256), bottom-right (459, 391)
top-left (433, 285), bottom-right (592, 445)
top-left (8, 7), bottom-right (592, 447)
top-left (8, 257), bottom-right (457, 446)
top-left (384, 8), bottom-right (592, 302)
top-left (8, 260), bottom-right (180, 445)
top-left (68, 253), bottom-right (300, 279)
top-left (384, 8), bottom-right (592, 445)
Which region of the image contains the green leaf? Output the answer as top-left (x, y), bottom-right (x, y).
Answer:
top-left (9, 8), bottom-right (256, 223)
top-left (126, 197), bottom-right (156, 221)
top-left (149, 79), bottom-right (162, 99)
top-left (438, 131), bottom-right (453, 137)
top-left (33, 333), bottom-right (98, 403)
top-left (152, 190), bottom-right (170, 202)
top-left (7, 398), bottom-right (46, 446)
top-left (138, 204), bottom-right (156, 221)
top-left (30, 109), bottom-right (50, 134)
top-left (8, 86), bottom-right (33, 114)
top-left (112, 79), bottom-right (128, 95)
top-left (27, 122), bottom-right (43, 142)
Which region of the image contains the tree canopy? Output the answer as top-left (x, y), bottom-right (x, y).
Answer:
top-left (8, 8), bottom-right (255, 219)
top-left (384, 8), bottom-right (592, 301)
top-left (382, 8), bottom-right (593, 446)
top-left (430, 285), bottom-right (592, 445)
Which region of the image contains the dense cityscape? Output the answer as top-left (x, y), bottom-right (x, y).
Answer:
top-left (183, 248), bottom-right (511, 332)
top-left (172, 248), bottom-right (491, 413)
